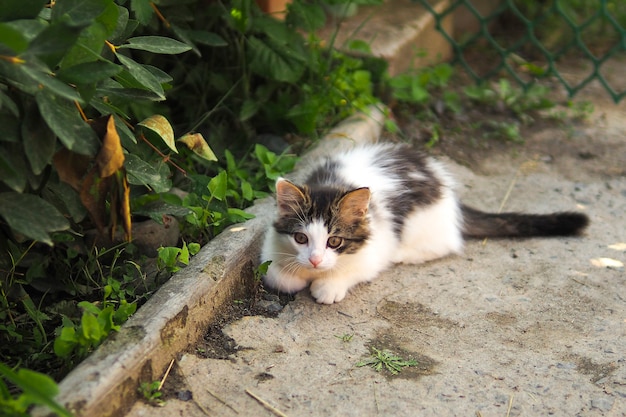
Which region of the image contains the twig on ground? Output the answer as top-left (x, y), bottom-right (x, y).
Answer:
top-left (158, 359), bottom-right (175, 391)
top-left (246, 389), bottom-right (289, 417)
top-left (206, 388), bottom-right (239, 414)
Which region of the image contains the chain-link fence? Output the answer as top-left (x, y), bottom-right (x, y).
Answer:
top-left (417, 0), bottom-right (626, 102)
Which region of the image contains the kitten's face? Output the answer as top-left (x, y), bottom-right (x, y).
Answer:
top-left (273, 179), bottom-right (371, 272)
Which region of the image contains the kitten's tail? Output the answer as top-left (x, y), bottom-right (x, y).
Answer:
top-left (461, 204), bottom-right (589, 238)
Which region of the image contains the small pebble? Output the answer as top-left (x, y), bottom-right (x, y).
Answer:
top-left (177, 390), bottom-right (193, 401)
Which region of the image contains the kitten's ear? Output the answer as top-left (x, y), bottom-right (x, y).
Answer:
top-left (275, 178), bottom-right (306, 216)
top-left (338, 187), bottom-right (370, 222)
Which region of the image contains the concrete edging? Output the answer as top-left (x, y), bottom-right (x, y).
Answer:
top-left (39, 106), bottom-right (385, 417)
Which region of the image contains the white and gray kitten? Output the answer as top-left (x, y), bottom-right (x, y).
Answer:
top-left (261, 143), bottom-right (588, 304)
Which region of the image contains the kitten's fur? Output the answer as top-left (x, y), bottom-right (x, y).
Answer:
top-left (261, 143), bottom-right (589, 304)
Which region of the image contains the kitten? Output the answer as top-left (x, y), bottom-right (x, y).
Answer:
top-left (261, 143), bottom-right (589, 304)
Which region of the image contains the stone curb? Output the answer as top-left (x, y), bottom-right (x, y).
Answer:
top-left (38, 106), bottom-right (385, 417)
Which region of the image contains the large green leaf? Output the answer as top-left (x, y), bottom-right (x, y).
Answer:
top-left (246, 36), bottom-right (306, 83)
top-left (115, 53), bottom-right (165, 99)
top-left (0, 363), bottom-right (73, 417)
top-left (26, 21), bottom-right (84, 68)
top-left (51, 0), bottom-right (109, 27)
top-left (0, 0), bottom-right (47, 22)
top-left (35, 90), bottom-right (99, 156)
top-left (21, 63), bottom-right (84, 102)
top-left (57, 60), bottom-right (122, 84)
top-left (0, 23), bottom-right (29, 53)
top-left (130, 0), bottom-right (154, 25)
top-left (61, 1), bottom-right (119, 68)
top-left (208, 170), bottom-right (228, 201)
top-left (22, 103), bottom-right (56, 175)
top-left (187, 30), bottom-right (228, 47)
top-left (0, 192), bottom-right (70, 245)
top-left (119, 36), bottom-right (192, 54)
top-left (125, 153), bottom-right (172, 193)
top-left (286, 0), bottom-right (326, 31)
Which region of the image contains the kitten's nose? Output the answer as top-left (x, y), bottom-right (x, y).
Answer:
top-left (309, 255), bottom-right (322, 267)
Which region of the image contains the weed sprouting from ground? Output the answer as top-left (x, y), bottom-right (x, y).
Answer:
top-left (356, 347), bottom-right (418, 375)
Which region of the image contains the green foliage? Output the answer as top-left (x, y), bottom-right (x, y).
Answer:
top-left (53, 299), bottom-right (137, 361)
top-left (138, 380), bottom-right (164, 406)
top-left (464, 79), bottom-right (554, 118)
top-left (0, 362), bottom-right (73, 417)
top-left (0, 0), bottom-right (372, 385)
top-left (356, 347), bottom-right (418, 375)
top-left (157, 241), bottom-right (200, 273)
top-left (254, 260), bottom-right (272, 282)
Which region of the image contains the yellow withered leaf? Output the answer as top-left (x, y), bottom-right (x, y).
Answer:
top-left (96, 115), bottom-right (125, 178)
top-left (178, 132), bottom-right (218, 162)
top-left (138, 114), bottom-right (177, 153)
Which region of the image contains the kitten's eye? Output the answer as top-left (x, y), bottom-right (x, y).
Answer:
top-left (327, 236), bottom-right (343, 249)
top-left (293, 232), bottom-right (308, 244)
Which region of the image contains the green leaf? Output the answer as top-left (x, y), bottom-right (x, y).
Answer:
top-left (53, 326), bottom-right (77, 358)
top-left (226, 208), bottom-right (255, 223)
top-left (0, 144), bottom-right (28, 192)
top-left (143, 65), bottom-right (173, 84)
top-left (208, 170), bottom-right (228, 201)
top-left (241, 180), bottom-right (254, 201)
top-left (61, 2), bottom-right (119, 68)
top-left (130, 0), bottom-right (154, 25)
top-left (239, 98), bottom-right (260, 121)
top-left (246, 36), bottom-right (306, 83)
top-left (286, 0), bottom-right (326, 31)
top-left (26, 21), bottom-right (84, 68)
top-left (81, 312), bottom-right (103, 343)
top-left (109, 4), bottom-right (130, 41)
top-left (98, 305), bottom-right (118, 333)
top-left (119, 36), bottom-right (192, 54)
top-left (113, 300), bottom-right (136, 323)
top-left (0, 0), bottom-right (47, 22)
top-left (115, 53), bottom-right (165, 99)
top-left (57, 60), bottom-right (123, 84)
top-left (0, 363), bottom-right (73, 417)
top-left (188, 30), bottom-right (228, 47)
top-left (347, 39), bottom-right (372, 54)
top-left (52, 0), bottom-right (109, 26)
top-left (21, 63), bottom-right (84, 102)
top-left (35, 89), bottom-right (99, 156)
top-left (0, 23), bottom-right (29, 53)
top-left (22, 103), bottom-right (56, 175)
top-left (0, 192), bottom-right (69, 245)
top-left (169, 24), bottom-right (201, 57)
top-left (0, 89), bottom-right (19, 117)
top-left (125, 153), bottom-right (172, 193)
top-left (78, 300), bottom-right (102, 315)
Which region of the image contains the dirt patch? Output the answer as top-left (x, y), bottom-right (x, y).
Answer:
top-left (377, 300), bottom-right (457, 329)
top-left (195, 287), bottom-right (294, 360)
top-left (363, 332), bottom-right (439, 380)
top-left (563, 353), bottom-right (619, 384)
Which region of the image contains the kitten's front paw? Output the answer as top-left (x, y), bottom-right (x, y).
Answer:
top-left (263, 263), bottom-right (308, 294)
top-left (310, 280), bottom-right (348, 304)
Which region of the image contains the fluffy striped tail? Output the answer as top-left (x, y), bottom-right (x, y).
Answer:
top-left (461, 205), bottom-right (589, 238)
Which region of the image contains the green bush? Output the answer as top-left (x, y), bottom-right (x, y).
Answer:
top-left (0, 0), bottom-right (383, 380)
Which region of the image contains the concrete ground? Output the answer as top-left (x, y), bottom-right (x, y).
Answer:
top-left (127, 83), bottom-right (626, 416)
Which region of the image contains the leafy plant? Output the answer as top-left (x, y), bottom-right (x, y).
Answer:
top-left (138, 380), bottom-right (164, 407)
top-left (0, 362), bottom-right (72, 417)
top-left (335, 333), bottom-right (354, 343)
top-left (157, 241), bottom-right (201, 273)
top-left (356, 347), bottom-right (418, 375)
top-left (53, 299), bottom-right (137, 361)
